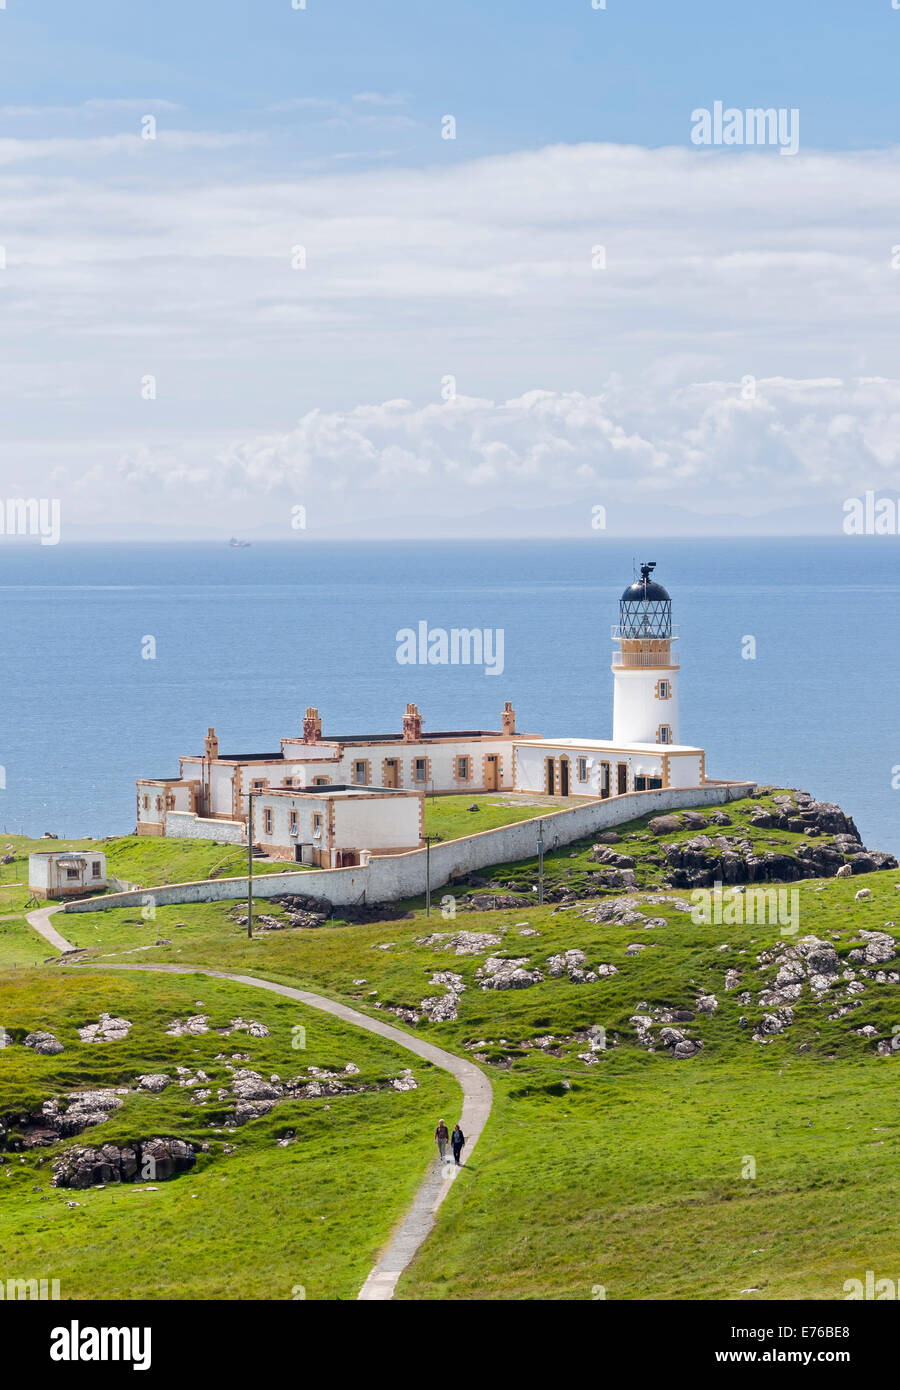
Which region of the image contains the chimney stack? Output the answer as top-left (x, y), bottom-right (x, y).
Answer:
top-left (205, 727), bottom-right (219, 760)
top-left (402, 702), bottom-right (423, 742)
top-left (303, 707), bottom-right (322, 744)
top-left (502, 701), bottom-right (516, 736)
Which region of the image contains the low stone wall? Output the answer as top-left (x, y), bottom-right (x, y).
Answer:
top-left (165, 811), bottom-right (245, 845)
top-left (65, 781), bottom-right (755, 914)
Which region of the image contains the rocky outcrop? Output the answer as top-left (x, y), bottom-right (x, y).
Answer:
top-left (545, 949), bottom-right (598, 983)
top-left (476, 956), bottom-right (544, 991)
top-left (135, 1074), bottom-right (171, 1093)
top-left (51, 1137), bottom-right (196, 1188)
top-left (415, 929), bottom-right (503, 955)
top-left (165, 1015), bottom-right (209, 1037)
top-left (23, 1031), bottom-right (64, 1055)
top-left (78, 1013), bottom-right (132, 1043)
top-left (420, 971), bottom-right (465, 1021)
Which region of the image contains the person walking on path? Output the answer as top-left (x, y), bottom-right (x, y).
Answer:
top-left (435, 1118), bottom-right (449, 1161)
top-left (451, 1122), bottom-right (466, 1165)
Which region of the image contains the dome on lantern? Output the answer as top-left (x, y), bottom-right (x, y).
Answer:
top-left (618, 562), bottom-right (672, 639)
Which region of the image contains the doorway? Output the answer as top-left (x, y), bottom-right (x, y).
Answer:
top-left (560, 758), bottom-right (569, 797)
top-left (383, 759), bottom-right (399, 788)
top-left (545, 757), bottom-right (555, 794)
top-left (600, 762), bottom-right (610, 799)
top-left (616, 763), bottom-right (628, 795)
top-left (485, 754), bottom-right (499, 790)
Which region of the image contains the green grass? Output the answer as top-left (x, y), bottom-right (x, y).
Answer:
top-left (422, 794), bottom-right (555, 843)
top-left (0, 914), bottom-right (57, 969)
top-left (0, 968), bottom-right (456, 1299)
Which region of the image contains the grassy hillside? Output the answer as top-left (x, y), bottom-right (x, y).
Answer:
top-left (0, 969), bottom-right (455, 1299)
top-left (6, 787), bottom-right (898, 1299)
top-left (1, 832), bottom-right (292, 894)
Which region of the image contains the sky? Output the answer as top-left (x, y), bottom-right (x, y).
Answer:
top-left (2, 0), bottom-right (900, 538)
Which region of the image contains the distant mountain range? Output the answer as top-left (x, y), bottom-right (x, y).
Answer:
top-left (62, 496), bottom-right (847, 541)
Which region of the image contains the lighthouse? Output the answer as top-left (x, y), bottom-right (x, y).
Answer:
top-left (612, 562), bottom-right (680, 746)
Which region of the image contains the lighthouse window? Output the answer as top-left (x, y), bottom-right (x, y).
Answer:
top-left (658, 725), bottom-right (672, 745)
top-left (658, 680), bottom-right (670, 699)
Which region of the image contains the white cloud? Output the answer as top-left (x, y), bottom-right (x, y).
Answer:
top-left (352, 91), bottom-right (408, 106)
top-left (2, 139), bottom-right (900, 530)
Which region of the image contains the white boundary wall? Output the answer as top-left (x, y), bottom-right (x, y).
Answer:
top-left (65, 781), bottom-right (754, 914)
top-left (165, 812), bottom-right (245, 844)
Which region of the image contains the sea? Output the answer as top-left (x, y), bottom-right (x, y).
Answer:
top-left (1, 537), bottom-right (899, 853)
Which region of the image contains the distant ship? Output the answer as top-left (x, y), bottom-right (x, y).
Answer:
top-left (229, 537), bottom-right (251, 548)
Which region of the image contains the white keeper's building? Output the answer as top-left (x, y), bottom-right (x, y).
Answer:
top-left (135, 563), bottom-right (707, 865)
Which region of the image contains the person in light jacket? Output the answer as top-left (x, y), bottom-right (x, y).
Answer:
top-left (435, 1119), bottom-right (449, 1160)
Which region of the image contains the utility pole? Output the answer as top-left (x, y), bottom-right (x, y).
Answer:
top-left (537, 819), bottom-right (544, 906)
top-left (247, 791), bottom-right (254, 939)
top-left (425, 835), bottom-right (432, 917)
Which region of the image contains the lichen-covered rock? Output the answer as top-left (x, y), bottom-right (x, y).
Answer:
top-left (421, 971), bottom-right (464, 1021)
top-left (648, 815), bottom-right (684, 835)
top-left (477, 956), bottom-right (544, 991)
top-left (231, 1069), bottom-right (282, 1102)
top-left (546, 949), bottom-right (588, 981)
top-left (23, 1031), bottom-right (64, 1056)
top-left (220, 1017), bottom-right (270, 1038)
top-left (416, 930), bottom-right (503, 955)
top-left (659, 1027), bottom-right (703, 1059)
top-left (165, 1015), bottom-right (209, 1036)
top-left (135, 1074), bottom-right (171, 1093)
top-left (857, 930), bottom-right (896, 965)
top-left (752, 1007), bottom-right (795, 1041)
top-left (78, 1013), bottom-right (132, 1043)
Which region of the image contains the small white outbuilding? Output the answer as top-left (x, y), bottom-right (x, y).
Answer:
top-left (29, 850), bottom-right (107, 899)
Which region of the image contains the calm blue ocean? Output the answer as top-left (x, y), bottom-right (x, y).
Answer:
top-left (1, 538), bottom-right (898, 852)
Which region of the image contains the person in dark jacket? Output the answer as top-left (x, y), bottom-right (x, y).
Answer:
top-left (451, 1123), bottom-right (465, 1165)
top-left (435, 1119), bottom-right (449, 1160)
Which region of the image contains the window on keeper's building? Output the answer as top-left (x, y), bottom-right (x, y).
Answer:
top-left (142, 795), bottom-right (150, 810)
top-left (66, 867), bottom-right (80, 880)
top-left (289, 810), bottom-right (298, 835)
top-left (263, 809), bottom-right (273, 834)
top-left (456, 756), bottom-right (469, 780)
top-left (252, 780), bottom-right (265, 792)
top-left (634, 776), bottom-right (647, 791)
top-left (648, 777), bottom-right (663, 789)
top-left (414, 758), bottom-right (427, 782)
top-left (92, 861), bottom-right (102, 878)
top-left (353, 761), bottom-right (368, 784)
top-left (577, 757), bottom-right (587, 781)
top-left (313, 813), bottom-right (323, 838)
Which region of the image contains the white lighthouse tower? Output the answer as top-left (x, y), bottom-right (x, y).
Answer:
top-left (612, 562), bottom-right (680, 746)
